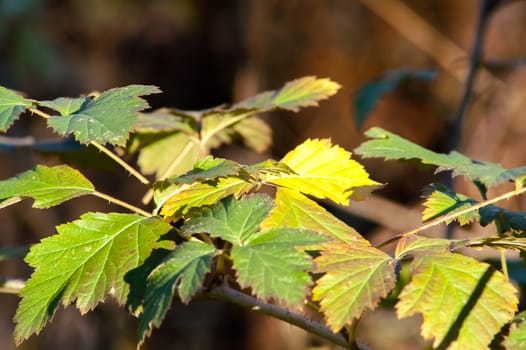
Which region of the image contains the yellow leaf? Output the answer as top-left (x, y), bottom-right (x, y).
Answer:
top-left (266, 139), bottom-right (380, 204)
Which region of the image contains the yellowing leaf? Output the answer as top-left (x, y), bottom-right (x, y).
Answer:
top-left (266, 139), bottom-right (380, 204)
top-left (313, 242), bottom-right (396, 331)
top-left (233, 76), bottom-right (341, 112)
top-left (261, 188), bottom-right (368, 246)
top-left (395, 235), bottom-right (462, 259)
top-left (396, 253), bottom-right (518, 350)
top-left (156, 177), bottom-right (255, 218)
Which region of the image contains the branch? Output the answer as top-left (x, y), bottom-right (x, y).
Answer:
top-left (201, 285), bottom-right (364, 350)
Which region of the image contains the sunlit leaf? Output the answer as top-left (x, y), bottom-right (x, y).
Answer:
top-left (183, 195), bottom-right (273, 244)
top-left (422, 184), bottom-right (478, 225)
top-left (165, 156), bottom-right (241, 185)
top-left (47, 85), bottom-right (161, 146)
top-left (156, 177), bottom-right (255, 218)
top-left (396, 253), bottom-right (517, 350)
top-left (261, 188), bottom-right (367, 246)
top-left (313, 242), bottom-right (396, 331)
top-left (0, 165), bottom-right (94, 208)
top-left (183, 195), bottom-right (325, 305)
top-left (353, 69), bottom-right (436, 128)
top-left (355, 127), bottom-right (526, 188)
top-left (467, 235), bottom-right (526, 253)
top-left (266, 139), bottom-right (380, 204)
top-left (232, 76), bottom-right (341, 112)
top-left (39, 97), bottom-right (90, 116)
top-left (14, 213), bottom-right (172, 344)
top-left (232, 227), bottom-right (323, 305)
top-left (137, 241), bottom-right (216, 347)
top-left (0, 85), bottom-right (33, 131)
top-left (395, 235), bottom-right (463, 259)
top-left (505, 320), bottom-right (526, 350)
top-left (422, 184), bottom-right (526, 233)
top-left (137, 132), bottom-right (201, 178)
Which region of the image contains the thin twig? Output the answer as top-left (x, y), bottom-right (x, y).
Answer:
top-left (29, 108), bottom-right (151, 186)
top-left (0, 278), bottom-right (25, 294)
top-left (201, 285), bottom-right (358, 349)
top-left (93, 191), bottom-right (152, 217)
top-left (375, 185), bottom-right (526, 249)
top-left (500, 250), bottom-right (509, 281)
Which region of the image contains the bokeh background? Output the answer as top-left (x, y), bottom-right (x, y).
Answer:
top-left (2, 0), bottom-right (526, 349)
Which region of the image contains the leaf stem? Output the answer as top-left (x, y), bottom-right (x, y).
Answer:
top-left (93, 191), bottom-right (152, 217)
top-left (500, 250), bottom-right (509, 281)
top-left (200, 112), bottom-right (251, 147)
top-left (201, 285), bottom-right (360, 349)
top-left (375, 185), bottom-right (526, 249)
top-left (29, 107), bottom-right (151, 186)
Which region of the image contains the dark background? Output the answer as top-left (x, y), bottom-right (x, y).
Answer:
top-left (2, 1), bottom-right (526, 349)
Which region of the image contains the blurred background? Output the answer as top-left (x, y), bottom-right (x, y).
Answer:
top-left (2, 0), bottom-right (526, 349)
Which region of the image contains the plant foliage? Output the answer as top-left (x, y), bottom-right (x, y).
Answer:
top-left (1, 76), bottom-right (526, 350)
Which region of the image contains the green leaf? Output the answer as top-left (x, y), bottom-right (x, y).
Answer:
top-left (0, 165), bottom-right (94, 208)
top-left (39, 97), bottom-right (90, 116)
top-left (14, 213), bottom-right (172, 344)
top-left (183, 195), bottom-right (274, 244)
top-left (137, 132), bottom-right (201, 179)
top-left (261, 188), bottom-right (368, 246)
top-left (231, 227), bottom-right (324, 305)
top-left (396, 253), bottom-right (518, 350)
top-left (156, 177), bottom-right (255, 218)
top-left (355, 127), bottom-right (526, 188)
top-left (137, 241), bottom-right (216, 346)
top-left (353, 69), bottom-right (436, 128)
top-left (505, 320), bottom-right (526, 350)
top-left (265, 139), bottom-right (380, 204)
top-left (312, 242), bottom-right (396, 331)
top-left (0, 85), bottom-right (33, 131)
top-left (232, 76), bottom-right (341, 112)
top-left (166, 156), bottom-right (241, 185)
top-left (422, 184), bottom-right (478, 225)
top-left (47, 85), bottom-right (161, 146)
top-left (183, 195), bottom-right (325, 305)
top-left (422, 184), bottom-right (526, 233)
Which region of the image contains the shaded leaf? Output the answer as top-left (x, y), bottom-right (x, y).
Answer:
top-left (467, 236), bottom-right (526, 253)
top-left (312, 242), bottom-right (396, 331)
top-left (14, 213), bottom-right (172, 344)
top-left (505, 320), bottom-right (526, 350)
top-left (183, 195), bottom-right (273, 244)
top-left (233, 117), bottom-right (272, 153)
top-left (47, 85), bottom-right (160, 146)
top-left (353, 69), bottom-right (436, 128)
top-left (137, 241), bottom-right (216, 346)
top-left (266, 139), bottom-right (380, 204)
top-left (231, 227), bottom-right (324, 305)
top-left (156, 177), bottom-right (255, 218)
top-left (396, 253), bottom-right (517, 350)
top-left (137, 132), bottom-right (201, 178)
top-left (0, 85), bottom-right (33, 131)
top-left (134, 108), bottom-right (197, 133)
top-left (355, 127), bottom-right (526, 188)
top-left (0, 165), bottom-right (94, 208)
top-left (232, 76), bottom-right (341, 112)
top-left (261, 188), bottom-right (367, 246)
